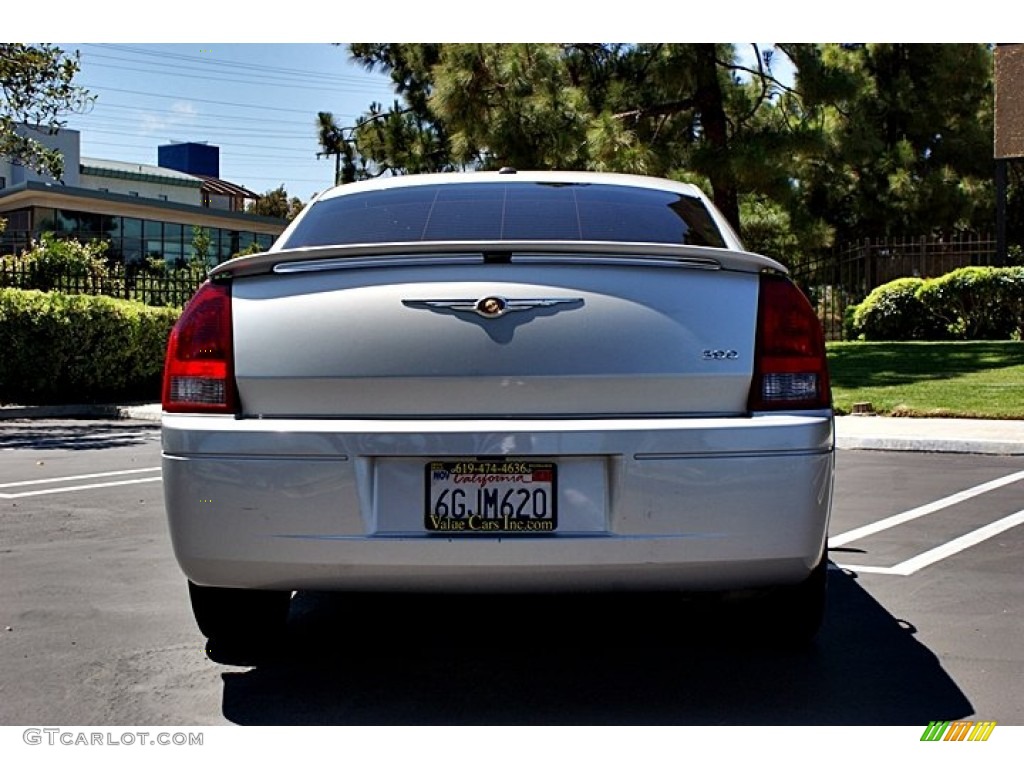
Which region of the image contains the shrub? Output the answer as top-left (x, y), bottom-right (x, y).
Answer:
top-left (0, 288), bottom-right (180, 403)
top-left (0, 234), bottom-right (109, 292)
top-left (0, 235), bottom-right (207, 308)
top-left (917, 266), bottom-right (1024, 340)
top-left (850, 277), bottom-right (934, 340)
top-left (849, 267), bottom-right (1024, 341)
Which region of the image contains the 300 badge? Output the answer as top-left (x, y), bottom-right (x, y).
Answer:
top-left (702, 349), bottom-right (739, 360)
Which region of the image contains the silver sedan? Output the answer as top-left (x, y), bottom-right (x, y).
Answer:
top-left (161, 171), bottom-right (834, 646)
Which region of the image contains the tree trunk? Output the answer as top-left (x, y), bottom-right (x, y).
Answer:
top-left (693, 44), bottom-right (741, 235)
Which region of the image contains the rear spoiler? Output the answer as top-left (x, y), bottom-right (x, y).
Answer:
top-left (208, 241), bottom-right (788, 280)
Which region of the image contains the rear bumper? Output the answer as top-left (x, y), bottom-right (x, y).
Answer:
top-left (162, 412), bottom-right (834, 592)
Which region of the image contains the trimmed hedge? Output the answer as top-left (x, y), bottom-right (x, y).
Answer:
top-left (850, 267), bottom-right (1024, 341)
top-left (850, 277), bottom-right (932, 341)
top-left (0, 288), bottom-right (180, 403)
top-left (917, 266), bottom-right (1024, 340)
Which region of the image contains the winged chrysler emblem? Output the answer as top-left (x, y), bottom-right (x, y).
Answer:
top-left (402, 296), bottom-right (583, 319)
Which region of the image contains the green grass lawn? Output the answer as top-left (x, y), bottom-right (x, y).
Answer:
top-left (827, 341), bottom-right (1024, 418)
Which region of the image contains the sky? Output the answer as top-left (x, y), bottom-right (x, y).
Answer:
top-left (53, 43), bottom-right (398, 203)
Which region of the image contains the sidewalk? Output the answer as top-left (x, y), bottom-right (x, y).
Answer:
top-left (834, 414), bottom-right (1024, 456)
top-left (2, 402), bottom-right (1024, 455)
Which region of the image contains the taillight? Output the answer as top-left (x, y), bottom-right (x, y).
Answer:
top-left (748, 273), bottom-right (831, 412)
top-left (162, 281), bottom-right (238, 414)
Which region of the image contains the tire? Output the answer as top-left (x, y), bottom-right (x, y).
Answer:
top-left (756, 555), bottom-right (828, 647)
top-left (187, 580), bottom-right (291, 645)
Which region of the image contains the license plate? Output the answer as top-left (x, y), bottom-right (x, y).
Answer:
top-left (425, 461), bottom-right (557, 533)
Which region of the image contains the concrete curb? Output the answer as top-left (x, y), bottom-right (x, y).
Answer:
top-left (0, 404), bottom-right (162, 422)
top-left (835, 435), bottom-right (1024, 456)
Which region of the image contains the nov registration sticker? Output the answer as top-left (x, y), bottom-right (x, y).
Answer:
top-left (425, 461), bottom-right (557, 533)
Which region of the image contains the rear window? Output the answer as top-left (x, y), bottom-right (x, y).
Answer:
top-left (283, 182), bottom-right (727, 249)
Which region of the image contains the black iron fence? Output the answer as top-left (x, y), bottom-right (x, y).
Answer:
top-left (0, 233), bottom-right (1007, 323)
top-left (790, 234), bottom-right (999, 340)
top-left (0, 259), bottom-right (205, 308)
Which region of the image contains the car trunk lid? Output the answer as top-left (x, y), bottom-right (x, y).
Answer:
top-left (230, 251), bottom-right (762, 418)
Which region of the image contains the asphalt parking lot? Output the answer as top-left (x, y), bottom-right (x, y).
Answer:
top-left (0, 419), bottom-right (1021, 725)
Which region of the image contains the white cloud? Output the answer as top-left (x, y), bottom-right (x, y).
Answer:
top-left (139, 101), bottom-right (199, 135)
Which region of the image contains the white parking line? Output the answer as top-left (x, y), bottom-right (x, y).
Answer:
top-left (837, 509), bottom-right (1024, 576)
top-left (0, 467), bottom-right (162, 499)
top-left (0, 467), bottom-right (161, 489)
top-left (828, 469), bottom-right (1024, 547)
top-left (0, 477), bottom-right (162, 499)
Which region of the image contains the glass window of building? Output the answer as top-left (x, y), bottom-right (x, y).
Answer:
top-left (122, 217), bottom-right (142, 238)
top-left (144, 220), bottom-right (163, 259)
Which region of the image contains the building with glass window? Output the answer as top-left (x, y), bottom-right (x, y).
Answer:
top-left (0, 127), bottom-right (286, 263)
